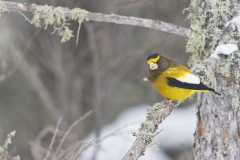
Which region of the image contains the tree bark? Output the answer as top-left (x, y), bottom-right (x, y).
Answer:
top-left (188, 0), bottom-right (240, 159)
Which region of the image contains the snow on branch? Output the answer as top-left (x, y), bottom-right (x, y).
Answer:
top-left (1, 1), bottom-right (190, 41)
top-left (225, 16), bottom-right (240, 32)
top-left (210, 44), bottom-right (239, 59)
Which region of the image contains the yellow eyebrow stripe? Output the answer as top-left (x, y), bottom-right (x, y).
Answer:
top-left (147, 55), bottom-right (160, 64)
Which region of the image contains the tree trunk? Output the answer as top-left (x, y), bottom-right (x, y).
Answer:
top-left (187, 0), bottom-right (240, 159)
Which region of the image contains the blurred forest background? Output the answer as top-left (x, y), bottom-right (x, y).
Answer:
top-left (0, 0), bottom-right (193, 159)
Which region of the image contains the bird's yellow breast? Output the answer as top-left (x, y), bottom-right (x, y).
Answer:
top-left (150, 74), bottom-right (195, 100)
top-left (148, 65), bottom-right (196, 100)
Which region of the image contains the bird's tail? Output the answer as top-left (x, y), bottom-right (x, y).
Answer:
top-left (196, 82), bottom-right (220, 95)
top-left (215, 91), bottom-right (221, 95)
top-left (200, 84), bottom-right (220, 95)
top-left (208, 88), bottom-right (221, 95)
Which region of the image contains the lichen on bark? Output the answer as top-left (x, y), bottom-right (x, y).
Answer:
top-left (185, 0), bottom-right (238, 66)
top-left (187, 0), bottom-right (240, 159)
top-left (0, 0), bottom-right (9, 17)
top-left (31, 5), bottom-right (88, 42)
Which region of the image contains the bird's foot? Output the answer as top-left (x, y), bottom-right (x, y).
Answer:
top-left (163, 99), bottom-right (173, 105)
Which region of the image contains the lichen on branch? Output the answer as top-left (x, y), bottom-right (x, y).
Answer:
top-left (123, 100), bottom-right (182, 160)
top-left (191, 61), bottom-right (217, 86)
top-left (70, 8), bottom-right (89, 23)
top-left (184, 0), bottom-right (207, 66)
top-left (31, 5), bottom-right (88, 43)
top-left (184, 0), bottom-right (235, 66)
top-left (0, 0), bottom-right (9, 17)
top-left (0, 130), bottom-right (20, 160)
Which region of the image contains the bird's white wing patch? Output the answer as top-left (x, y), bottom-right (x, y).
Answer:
top-left (176, 73), bottom-right (200, 84)
top-left (143, 77), bottom-right (148, 81)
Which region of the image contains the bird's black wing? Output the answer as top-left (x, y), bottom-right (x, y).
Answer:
top-left (167, 77), bottom-right (220, 95)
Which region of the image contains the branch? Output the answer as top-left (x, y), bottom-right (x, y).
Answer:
top-left (2, 1), bottom-right (190, 37)
top-left (122, 100), bottom-right (182, 160)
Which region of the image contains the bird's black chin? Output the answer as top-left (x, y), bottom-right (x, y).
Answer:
top-left (148, 68), bottom-right (161, 77)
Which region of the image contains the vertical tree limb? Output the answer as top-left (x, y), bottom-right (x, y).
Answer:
top-left (187, 0), bottom-right (240, 159)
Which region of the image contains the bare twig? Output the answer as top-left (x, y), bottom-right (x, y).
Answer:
top-left (84, 24), bottom-right (102, 135)
top-left (30, 125), bottom-right (64, 160)
top-left (84, 22), bottom-right (102, 160)
top-left (54, 110), bottom-right (92, 157)
top-left (76, 22), bottom-right (81, 47)
top-left (13, 51), bottom-right (61, 123)
top-left (2, 1), bottom-right (190, 37)
top-left (29, 141), bottom-right (48, 160)
top-left (87, 13), bottom-right (190, 37)
top-left (16, 10), bottom-right (31, 23)
top-left (45, 118), bottom-right (62, 160)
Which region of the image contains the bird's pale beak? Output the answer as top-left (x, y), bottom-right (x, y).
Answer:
top-left (149, 62), bottom-right (158, 70)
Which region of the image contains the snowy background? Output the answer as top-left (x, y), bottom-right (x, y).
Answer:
top-left (79, 104), bottom-right (197, 160)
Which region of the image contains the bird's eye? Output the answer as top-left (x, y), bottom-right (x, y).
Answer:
top-left (149, 62), bottom-right (158, 70)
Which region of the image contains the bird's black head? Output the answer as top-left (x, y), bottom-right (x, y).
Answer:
top-left (147, 53), bottom-right (169, 75)
top-left (147, 53), bottom-right (160, 62)
top-left (147, 53), bottom-right (161, 71)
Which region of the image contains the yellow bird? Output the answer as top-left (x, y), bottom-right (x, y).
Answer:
top-left (147, 53), bottom-right (220, 100)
